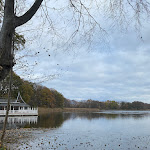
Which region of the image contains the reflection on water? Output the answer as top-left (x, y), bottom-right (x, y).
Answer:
top-left (25, 112), bottom-right (64, 128)
top-left (0, 116), bottom-right (38, 129)
top-left (73, 111), bottom-right (150, 120)
top-left (1, 111), bottom-right (150, 129)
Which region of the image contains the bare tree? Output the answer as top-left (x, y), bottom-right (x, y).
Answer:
top-left (0, 0), bottom-right (43, 81)
top-left (0, 1), bottom-right (43, 145)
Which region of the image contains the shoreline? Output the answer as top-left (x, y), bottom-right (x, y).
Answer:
top-left (0, 128), bottom-right (34, 149)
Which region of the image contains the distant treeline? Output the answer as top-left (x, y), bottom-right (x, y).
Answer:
top-left (1, 72), bottom-right (150, 110)
top-left (64, 99), bottom-right (150, 110)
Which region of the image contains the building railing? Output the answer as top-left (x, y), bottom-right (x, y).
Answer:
top-left (0, 107), bottom-right (38, 115)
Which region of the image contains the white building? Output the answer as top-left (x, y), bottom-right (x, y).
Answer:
top-left (0, 93), bottom-right (38, 116)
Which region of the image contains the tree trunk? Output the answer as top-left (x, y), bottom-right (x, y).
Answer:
top-left (0, 0), bottom-right (15, 81)
top-left (0, 66), bottom-right (13, 146)
top-left (0, 25), bottom-right (15, 81)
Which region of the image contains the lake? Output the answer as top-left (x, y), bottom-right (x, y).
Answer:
top-left (3, 110), bottom-right (150, 149)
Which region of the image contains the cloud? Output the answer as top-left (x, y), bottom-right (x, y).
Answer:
top-left (14, 1), bottom-right (150, 103)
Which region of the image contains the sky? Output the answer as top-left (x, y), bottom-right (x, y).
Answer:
top-left (14, 0), bottom-right (150, 103)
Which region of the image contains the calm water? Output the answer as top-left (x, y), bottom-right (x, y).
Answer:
top-left (4, 111), bottom-right (150, 149)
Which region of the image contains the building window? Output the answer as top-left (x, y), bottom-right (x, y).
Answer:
top-left (0, 106), bottom-right (4, 110)
top-left (14, 106), bottom-right (19, 110)
top-left (11, 106), bottom-right (13, 110)
top-left (25, 107), bottom-right (28, 110)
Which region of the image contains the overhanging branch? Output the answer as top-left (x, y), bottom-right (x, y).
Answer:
top-left (15, 0), bottom-right (43, 27)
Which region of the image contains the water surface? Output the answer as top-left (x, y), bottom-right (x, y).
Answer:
top-left (4, 111), bottom-right (150, 149)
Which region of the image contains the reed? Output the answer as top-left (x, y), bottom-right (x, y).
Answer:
top-left (38, 107), bottom-right (100, 114)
